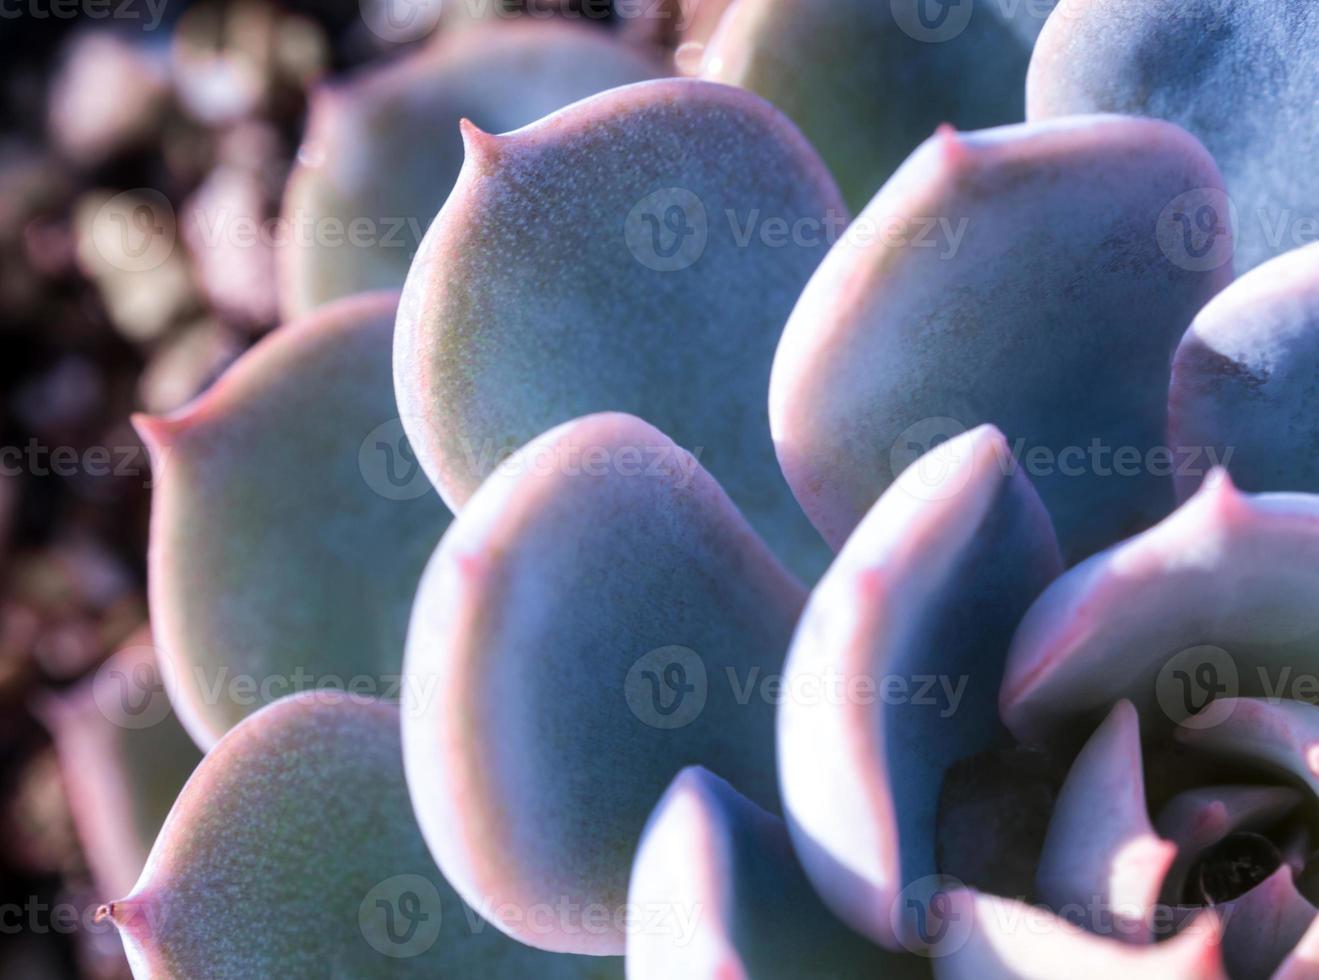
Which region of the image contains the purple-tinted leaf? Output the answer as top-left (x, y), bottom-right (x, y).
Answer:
top-left (1218, 867), bottom-right (1317, 980)
top-left (1176, 699), bottom-right (1319, 803)
top-left (394, 77), bottom-right (845, 580)
top-left (700, 0), bottom-right (1029, 209)
top-left (1002, 474), bottom-right (1319, 745)
top-left (770, 115), bottom-right (1230, 561)
top-left (1170, 243), bottom-right (1319, 500)
top-left (1273, 914), bottom-right (1319, 979)
top-left (135, 292), bottom-right (451, 748)
top-left (1036, 701), bottom-right (1174, 943)
top-left (778, 425), bottom-right (1060, 950)
top-left (401, 413), bottom-right (805, 955)
top-left (102, 693), bottom-right (616, 978)
top-left (1156, 785), bottom-right (1301, 905)
top-left (279, 22), bottom-right (660, 318)
top-left (1028, 1), bottom-right (1319, 272)
top-left (626, 766), bottom-right (929, 979)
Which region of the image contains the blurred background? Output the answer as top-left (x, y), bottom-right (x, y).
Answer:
top-left (0, 1), bottom-right (691, 974)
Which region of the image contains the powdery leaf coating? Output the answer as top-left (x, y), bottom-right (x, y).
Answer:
top-left (1001, 474), bottom-right (1319, 745)
top-left (1170, 243), bottom-right (1319, 500)
top-left (1154, 785), bottom-right (1301, 905)
top-left (136, 292), bottom-right (451, 749)
top-left (1215, 866), bottom-right (1317, 980)
top-left (37, 638), bottom-right (201, 900)
top-left (1028, 0), bottom-right (1319, 273)
top-left (626, 767), bottom-right (930, 979)
top-left (279, 22), bottom-right (660, 318)
top-left (701, 0), bottom-right (1029, 210)
top-left (402, 413), bottom-right (806, 956)
top-left (394, 77), bottom-right (846, 581)
top-left (1034, 701), bottom-right (1174, 943)
top-left (778, 426), bottom-right (1061, 951)
top-left (770, 115), bottom-right (1231, 562)
top-left (103, 693), bottom-right (616, 979)
top-left (930, 891), bottom-right (1226, 980)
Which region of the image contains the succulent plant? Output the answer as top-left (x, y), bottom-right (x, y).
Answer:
top-left (98, 5), bottom-right (1319, 979)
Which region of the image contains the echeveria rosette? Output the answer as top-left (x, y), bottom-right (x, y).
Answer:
top-left (135, 291), bottom-right (451, 748)
top-left (279, 21), bottom-right (661, 318)
top-left (1028, 0), bottom-right (1319, 273)
top-left (395, 76), bottom-right (844, 581)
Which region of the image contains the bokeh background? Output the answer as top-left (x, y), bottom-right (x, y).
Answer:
top-left (0, 1), bottom-right (680, 974)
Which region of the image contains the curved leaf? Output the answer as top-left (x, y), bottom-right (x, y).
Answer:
top-left (1028, 0), bottom-right (1319, 272)
top-left (401, 412), bottom-right (806, 955)
top-left (1218, 867), bottom-right (1316, 980)
top-left (279, 21), bottom-right (661, 318)
top-left (1036, 701), bottom-right (1174, 943)
top-left (102, 693), bottom-right (616, 978)
top-left (778, 425), bottom-right (1061, 950)
top-left (1170, 243), bottom-right (1319, 499)
top-left (700, 0), bottom-right (1029, 210)
top-left (770, 115), bottom-right (1230, 561)
top-left (626, 766), bottom-right (929, 979)
top-left (136, 291), bottom-right (451, 748)
top-left (1001, 474), bottom-right (1319, 745)
top-left (394, 77), bottom-right (845, 580)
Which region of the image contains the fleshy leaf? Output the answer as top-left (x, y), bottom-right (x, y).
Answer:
top-left (36, 635), bottom-right (201, 900)
top-left (1218, 867), bottom-right (1317, 980)
top-left (778, 425), bottom-right (1061, 950)
top-left (278, 21), bottom-right (660, 318)
top-left (103, 693), bottom-right (617, 978)
top-left (135, 291), bottom-right (451, 748)
top-left (1001, 473), bottom-right (1319, 745)
top-left (1035, 701), bottom-right (1174, 943)
top-left (931, 891), bottom-right (1226, 980)
top-left (626, 766), bottom-right (930, 979)
top-left (1274, 914), bottom-right (1319, 979)
top-left (401, 412), bottom-right (806, 955)
top-left (1176, 699), bottom-right (1319, 805)
top-left (1169, 243), bottom-right (1319, 500)
top-left (700, 0), bottom-right (1029, 210)
top-left (1156, 785), bottom-right (1301, 905)
top-left (394, 77), bottom-right (845, 580)
top-left (769, 115), bottom-right (1231, 561)
top-left (1028, 1), bottom-right (1319, 273)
